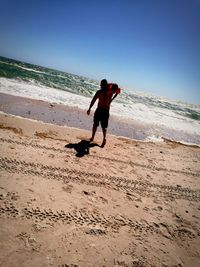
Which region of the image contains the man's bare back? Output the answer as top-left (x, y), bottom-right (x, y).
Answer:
top-left (93, 88), bottom-right (116, 110)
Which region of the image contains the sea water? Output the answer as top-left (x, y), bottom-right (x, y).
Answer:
top-left (0, 56), bottom-right (200, 145)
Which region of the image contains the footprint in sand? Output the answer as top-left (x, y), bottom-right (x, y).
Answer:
top-left (62, 184), bottom-right (73, 193)
top-left (82, 190), bottom-right (108, 204)
top-left (16, 232), bottom-right (41, 251)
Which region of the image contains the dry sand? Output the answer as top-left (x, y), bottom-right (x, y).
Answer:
top-left (0, 95), bottom-right (200, 267)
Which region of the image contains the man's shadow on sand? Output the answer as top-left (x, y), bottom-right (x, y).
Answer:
top-left (65, 140), bottom-right (100, 157)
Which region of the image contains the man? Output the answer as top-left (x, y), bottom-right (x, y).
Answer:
top-left (87, 79), bottom-right (121, 147)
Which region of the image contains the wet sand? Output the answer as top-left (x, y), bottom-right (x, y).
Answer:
top-left (0, 92), bottom-right (150, 141)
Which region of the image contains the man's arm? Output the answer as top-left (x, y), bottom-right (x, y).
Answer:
top-left (87, 91), bottom-right (99, 115)
top-left (110, 88), bottom-right (121, 103)
top-left (110, 93), bottom-right (118, 103)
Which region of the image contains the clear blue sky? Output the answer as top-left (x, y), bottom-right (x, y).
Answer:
top-left (0, 0), bottom-right (200, 104)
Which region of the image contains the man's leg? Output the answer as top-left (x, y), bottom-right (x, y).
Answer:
top-left (90, 125), bottom-right (97, 141)
top-left (101, 110), bottom-right (109, 147)
top-left (101, 127), bottom-right (107, 147)
top-left (91, 109), bottom-right (99, 141)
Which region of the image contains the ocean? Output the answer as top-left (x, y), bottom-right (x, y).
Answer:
top-left (0, 56), bottom-right (200, 145)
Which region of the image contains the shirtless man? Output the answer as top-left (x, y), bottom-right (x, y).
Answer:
top-left (87, 79), bottom-right (121, 147)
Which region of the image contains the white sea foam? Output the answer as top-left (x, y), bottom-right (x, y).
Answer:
top-left (144, 135), bottom-right (164, 143)
top-left (0, 77), bottom-right (200, 138)
top-left (16, 65), bottom-right (48, 74)
top-left (0, 77), bottom-right (90, 109)
top-left (111, 101), bottom-right (200, 135)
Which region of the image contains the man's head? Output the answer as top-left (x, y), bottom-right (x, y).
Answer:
top-left (111, 83), bottom-right (118, 91)
top-left (111, 83), bottom-right (121, 94)
top-left (100, 79), bottom-right (108, 90)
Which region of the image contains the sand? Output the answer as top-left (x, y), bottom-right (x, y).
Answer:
top-left (0, 94), bottom-right (200, 267)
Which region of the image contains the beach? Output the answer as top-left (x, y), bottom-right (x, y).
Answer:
top-left (0, 93), bottom-right (200, 267)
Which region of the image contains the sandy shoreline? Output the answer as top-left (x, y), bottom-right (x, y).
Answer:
top-left (0, 94), bottom-right (200, 266)
top-left (1, 92), bottom-right (199, 146)
top-left (0, 92), bottom-right (150, 141)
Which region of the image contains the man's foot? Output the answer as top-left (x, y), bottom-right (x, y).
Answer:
top-left (101, 139), bottom-right (106, 148)
top-left (90, 137), bottom-right (94, 142)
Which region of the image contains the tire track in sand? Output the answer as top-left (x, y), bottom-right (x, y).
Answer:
top-left (0, 137), bottom-right (199, 177)
top-left (0, 197), bottom-right (198, 240)
top-left (0, 157), bottom-right (199, 202)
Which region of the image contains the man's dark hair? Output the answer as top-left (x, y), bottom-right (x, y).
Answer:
top-left (100, 79), bottom-right (108, 88)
